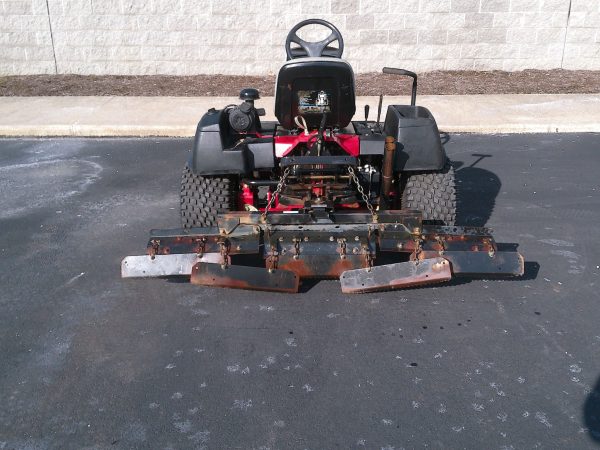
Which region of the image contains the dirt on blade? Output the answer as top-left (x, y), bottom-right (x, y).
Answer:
top-left (1, 69), bottom-right (599, 97)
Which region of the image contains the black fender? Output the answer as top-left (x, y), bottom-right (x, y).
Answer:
top-left (189, 108), bottom-right (275, 176)
top-left (383, 105), bottom-right (447, 172)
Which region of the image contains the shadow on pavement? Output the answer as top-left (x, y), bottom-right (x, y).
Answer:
top-left (522, 261), bottom-right (540, 280)
top-left (454, 154), bottom-right (501, 227)
top-left (584, 377), bottom-right (600, 443)
top-left (441, 133), bottom-right (500, 227)
top-left (443, 138), bottom-right (538, 283)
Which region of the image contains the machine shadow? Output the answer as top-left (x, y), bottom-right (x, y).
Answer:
top-left (584, 376), bottom-right (600, 443)
top-left (445, 139), bottom-right (539, 283)
top-left (452, 153), bottom-right (501, 227)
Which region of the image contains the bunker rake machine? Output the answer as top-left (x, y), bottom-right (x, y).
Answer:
top-left (122, 19), bottom-right (524, 293)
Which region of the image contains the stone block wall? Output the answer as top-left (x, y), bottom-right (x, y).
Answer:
top-left (0, 0), bottom-right (599, 75)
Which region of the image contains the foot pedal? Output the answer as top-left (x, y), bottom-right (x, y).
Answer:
top-left (190, 262), bottom-right (299, 293)
top-left (340, 257), bottom-right (452, 294)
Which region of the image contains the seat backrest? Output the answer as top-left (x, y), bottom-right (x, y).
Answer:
top-left (274, 57), bottom-right (356, 130)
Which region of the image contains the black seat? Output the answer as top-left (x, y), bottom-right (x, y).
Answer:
top-left (274, 57), bottom-right (356, 131)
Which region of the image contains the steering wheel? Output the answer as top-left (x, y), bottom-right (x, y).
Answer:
top-left (285, 19), bottom-right (344, 60)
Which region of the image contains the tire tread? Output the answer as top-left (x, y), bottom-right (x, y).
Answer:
top-left (401, 161), bottom-right (457, 225)
top-left (180, 164), bottom-right (237, 228)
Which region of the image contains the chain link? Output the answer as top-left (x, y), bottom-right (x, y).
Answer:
top-left (218, 239), bottom-right (230, 268)
top-left (263, 165), bottom-right (376, 222)
top-left (262, 166), bottom-right (292, 220)
top-left (347, 165), bottom-right (376, 221)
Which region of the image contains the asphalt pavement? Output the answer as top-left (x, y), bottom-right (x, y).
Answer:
top-left (0, 134), bottom-right (599, 449)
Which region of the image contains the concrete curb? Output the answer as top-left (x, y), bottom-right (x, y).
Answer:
top-left (0, 94), bottom-right (598, 137)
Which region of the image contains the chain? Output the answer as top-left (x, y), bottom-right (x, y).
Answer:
top-left (263, 165), bottom-right (375, 222)
top-left (262, 166), bottom-right (292, 220)
top-left (366, 252), bottom-right (374, 271)
top-left (267, 251), bottom-right (279, 271)
top-left (218, 239), bottom-right (230, 268)
top-left (149, 239), bottom-right (160, 260)
top-left (412, 236), bottom-right (422, 264)
top-left (338, 238), bottom-right (347, 259)
top-left (347, 165), bottom-right (376, 221)
top-left (195, 237), bottom-right (206, 258)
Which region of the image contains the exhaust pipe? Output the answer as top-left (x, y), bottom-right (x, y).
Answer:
top-left (381, 136), bottom-right (396, 200)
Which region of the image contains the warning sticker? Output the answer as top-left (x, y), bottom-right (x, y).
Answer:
top-left (298, 89), bottom-right (331, 114)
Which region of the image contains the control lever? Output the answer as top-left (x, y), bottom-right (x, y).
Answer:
top-left (317, 112), bottom-right (328, 156)
top-left (318, 111), bottom-right (328, 137)
top-left (364, 104), bottom-right (370, 127)
top-left (382, 67), bottom-right (418, 106)
top-left (376, 94), bottom-right (383, 132)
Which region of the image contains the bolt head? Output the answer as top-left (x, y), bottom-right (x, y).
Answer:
top-left (432, 261), bottom-right (446, 272)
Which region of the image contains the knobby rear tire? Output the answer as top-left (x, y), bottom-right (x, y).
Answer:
top-left (401, 161), bottom-right (457, 225)
top-left (180, 164), bottom-right (238, 228)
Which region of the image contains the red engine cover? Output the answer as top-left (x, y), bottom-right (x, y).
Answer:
top-left (274, 131), bottom-right (359, 158)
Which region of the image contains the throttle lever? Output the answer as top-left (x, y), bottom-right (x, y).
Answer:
top-left (376, 94), bottom-right (383, 132)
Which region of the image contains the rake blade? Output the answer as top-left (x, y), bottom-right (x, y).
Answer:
top-left (442, 251), bottom-right (524, 277)
top-left (340, 257), bottom-right (452, 294)
top-left (190, 262), bottom-right (300, 293)
top-left (121, 253), bottom-right (222, 278)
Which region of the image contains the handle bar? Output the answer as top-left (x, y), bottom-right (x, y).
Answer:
top-left (382, 67), bottom-right (418, 106)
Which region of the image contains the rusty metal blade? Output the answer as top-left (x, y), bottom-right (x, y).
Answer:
top-left (276, 254), bottom-right (367, 279)
top-left (190, 262), bottom-right (299, 293)
top-left (340, 257), bottom-right (452, 294)
top-left (121, 253), bottom-right (222, 278)
top-left (442, 251), bottom-right (524, 277)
